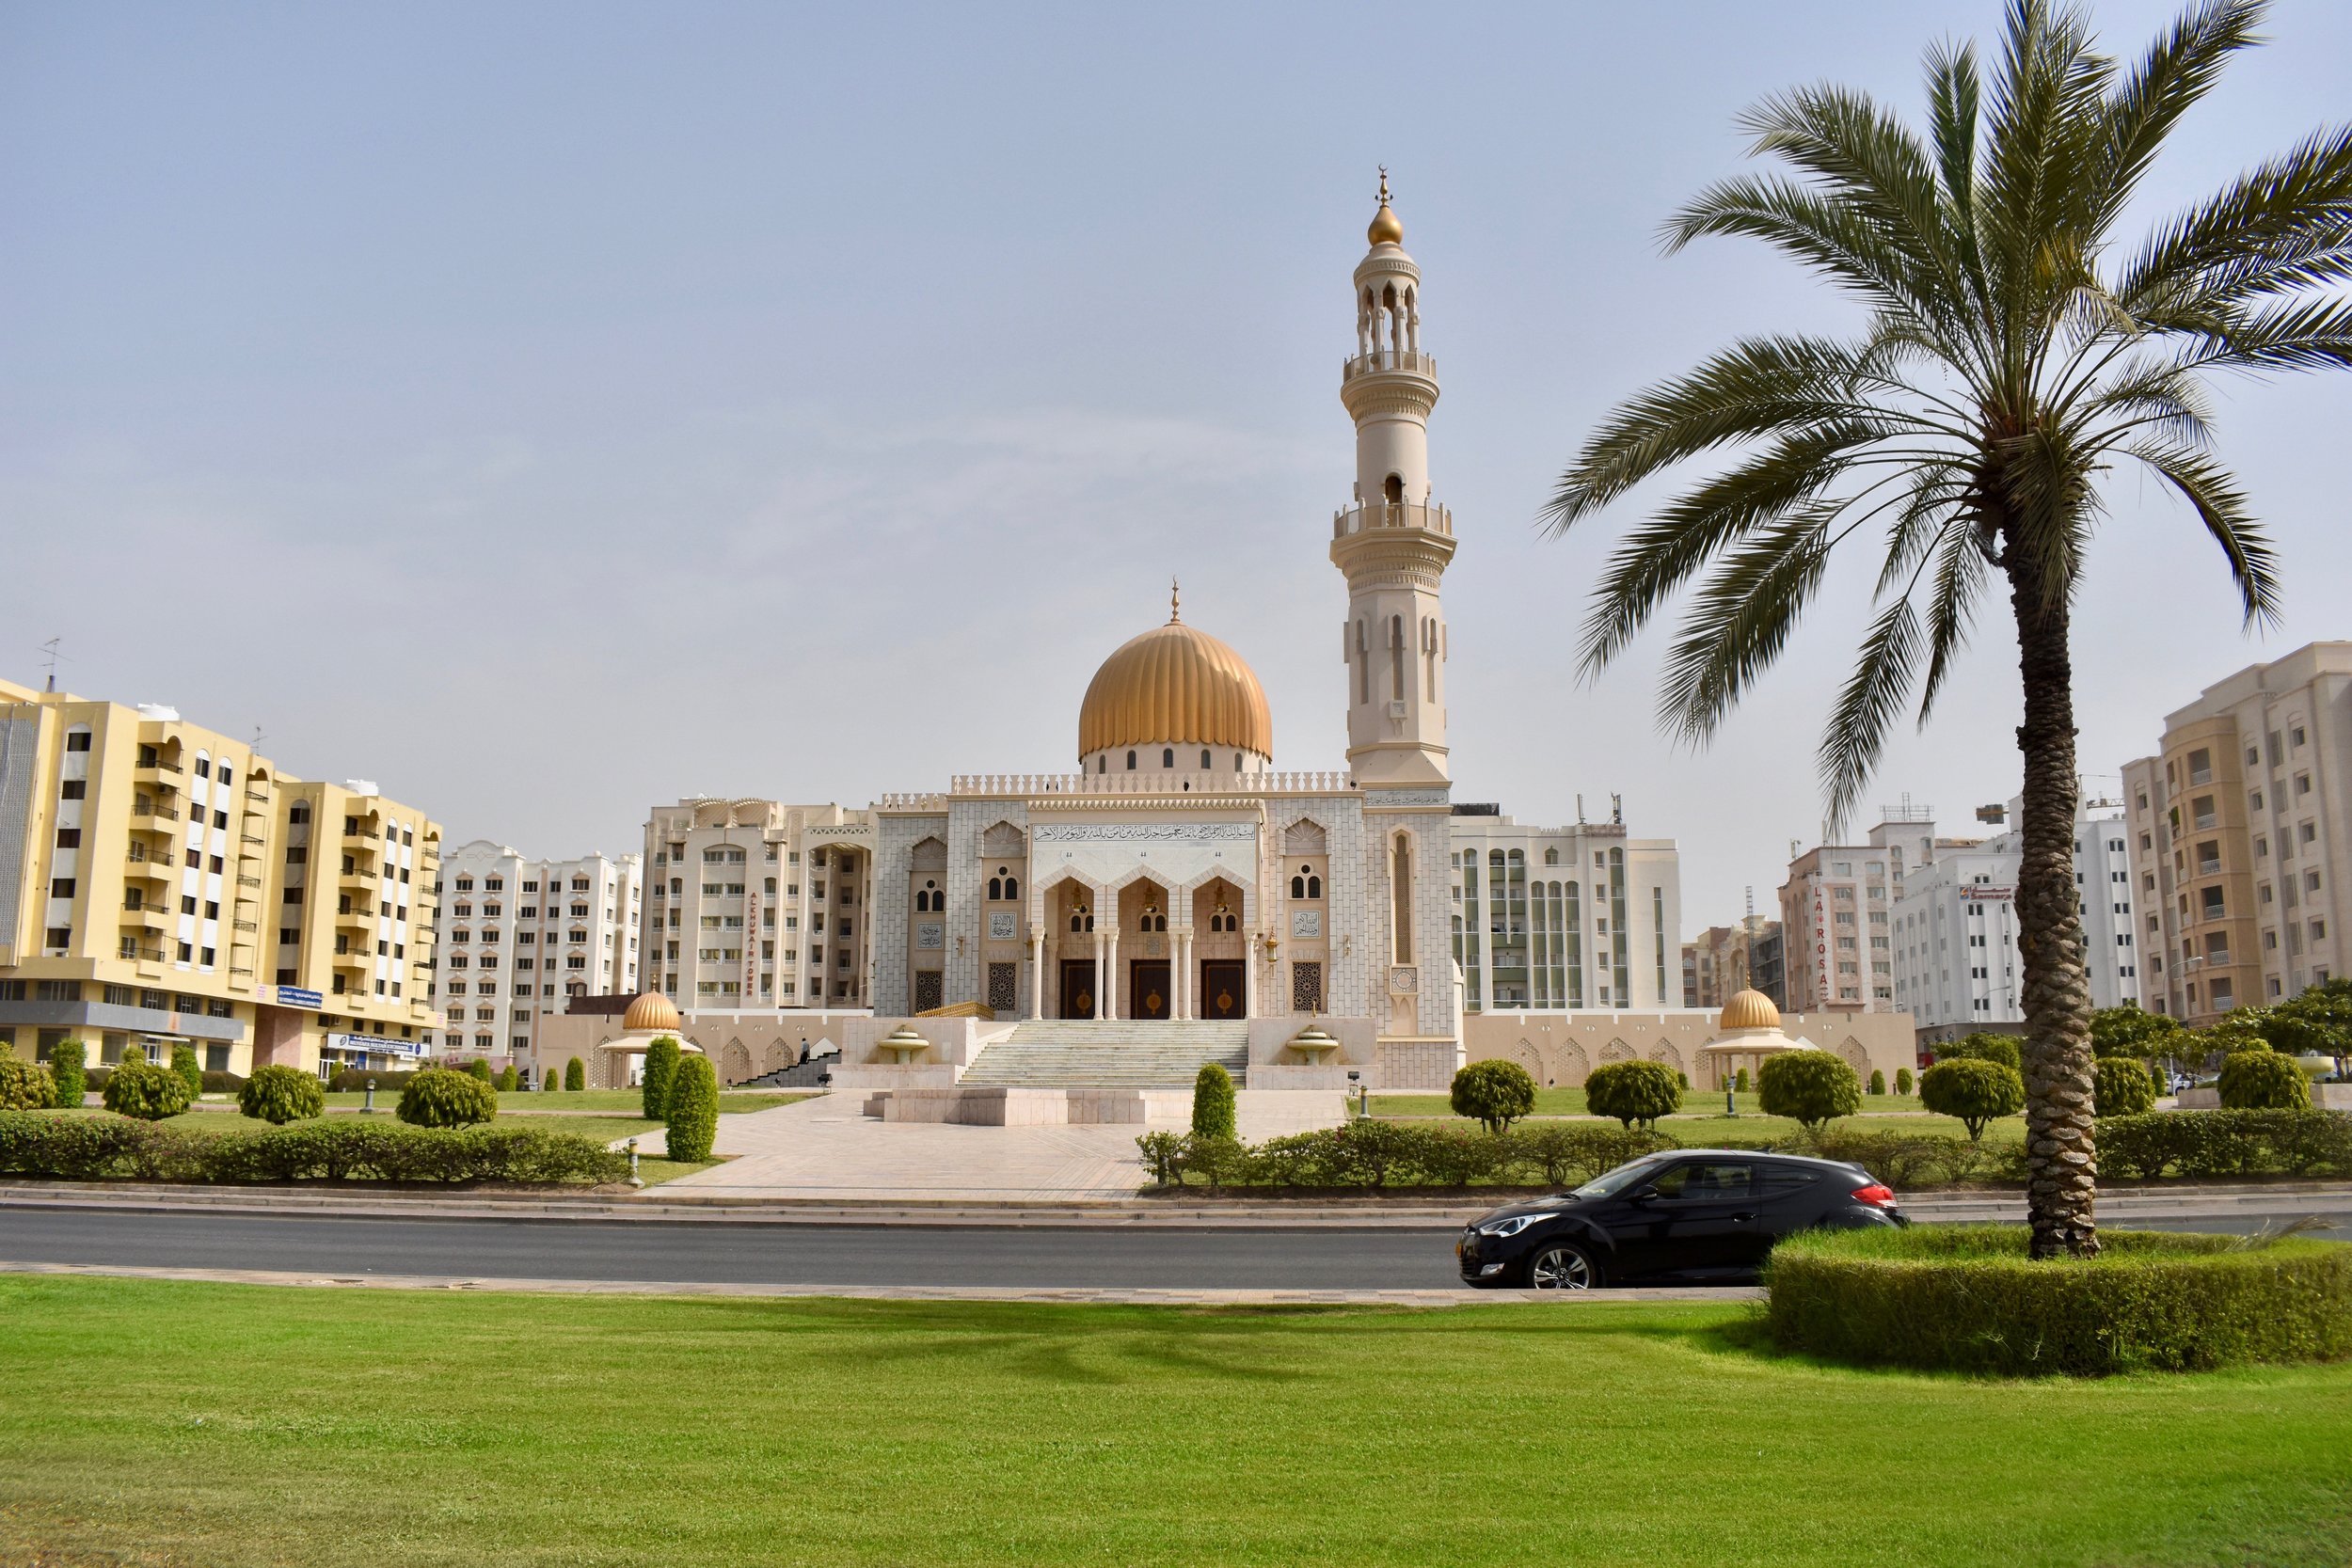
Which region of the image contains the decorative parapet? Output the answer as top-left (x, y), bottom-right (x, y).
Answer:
top-left (1331, 499), bottom-right (1452, 540)
top-left (935, 770), bottom-right (1355, 799)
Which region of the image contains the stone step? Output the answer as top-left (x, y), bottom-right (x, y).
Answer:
top-left (960, 1029), bottom-right (1249, 1088)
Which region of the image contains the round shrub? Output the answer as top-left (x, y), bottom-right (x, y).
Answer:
top-left (1757, 1052), bottom-right (1861, 1128)
top-left (0, 1057), bottom-right (56, 1112)
top-left (48, 1039), bottom-right (87, 1108)
top-left (1867, 1069), bottom-right (1885, 1096)
top-left (239, 1065), bottom-right (325, 1125)
top-left (2218, 1049), bottom-right (2311, 1110)
top-left (169, 1043), bottom-right (203, 1099)
top-left (1450, 1059), bottom-right (1536, 1132)
top-left (1894, 1067), bottom-right (1914, 1095)
top-left (2093, 1056), bottom-right (2159, 1118)
top-left (1191, 1061), bottom-right (1236, 1140)
top-left (1767, 1223), bottom-right (2352, 1375)
top-left (1918, 1058), bottom-right (2026, 1141)
top-left (564, 1055), bottom-right (585, 1091)
top-left (103, 1057), bottom-right (193, 1120)
top-left (664, 1054), bottom-right (719, 1163)
top-left (465, 1058), bottom-right (493, 1083)
top-left (1939, 1033), bottom-right (2022, 1073)
top-left (397, 1068), bottom-right (497, 1128)
top-left (640, 1036), bottom-right (681, 1120)
top-left (1583, 1060), bottom-right (1682, 1130)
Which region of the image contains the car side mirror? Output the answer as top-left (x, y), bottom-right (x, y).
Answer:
top-left (1629, 1184), bottom-right (1661, 1204)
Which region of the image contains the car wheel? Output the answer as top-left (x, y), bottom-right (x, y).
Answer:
top-left (1523, 1241), bottom-right (1599, 1291)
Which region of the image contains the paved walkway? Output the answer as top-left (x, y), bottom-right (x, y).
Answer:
top-left (635, 1090), bottom-right (1345, 1203)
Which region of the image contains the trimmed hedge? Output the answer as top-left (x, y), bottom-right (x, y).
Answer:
top-left (1758, 1052), bottom-right (1862, 1127)
top-left (1137, 1122), bottom-right (1677, 1192)
top-left (664, 1055), bottom-right (719, 1163)
top-left (1767, 1223), bottom-right (2352, 1375)
top-left (2096, 1109), bottom-right (2352, 1180)
top-left (2219, 1050), bottom-right (2311, 1110)
top-left (200, 1070), bottom-right (247, 1095)
top-left (564, 1056), bottom-right (585, 1091)
top-left (641, 1037), bottom-right (681, 1120)
top-left (169, 1043), bottom-right (203, 1099)
top-left (1191, 1061), bottom-right (1236, 1139)
top-left (239, 1065), bottom-right (325, 1124)
top-left (103, 1059), bottom-right (193, 1120)
top-left (2093, 1056), bottom-right (2159, 1118)
top-left (397, 1069), bottom-right (497, 1128)
top-left (49, 1040), bottom-right (87, 1108)
top-left (0, 1112), bottom-right (627, 1185)
top-left (1584, 1060), bottom-right (1682, 1129)
top-left (0, 1058), bottom-right (56, 1112)
top-left (1451, 1060), bottom-right (1537, 1132)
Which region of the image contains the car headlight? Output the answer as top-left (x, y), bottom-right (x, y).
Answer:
top-left (1477, 1214), bottom-right (1539, 1238)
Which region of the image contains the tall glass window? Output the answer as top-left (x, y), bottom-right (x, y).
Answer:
top-left (1652, 885), bottom-right (1668, 1002)
top-left (1564, 881), bottom-right (1583, 1006)
top-left (1454, 851), bottom-right (1482, 1011)
top-left (1609, 848), bottom-right (1630, 1003)
top-left (1548, 881), bottom-right (1568, 1005)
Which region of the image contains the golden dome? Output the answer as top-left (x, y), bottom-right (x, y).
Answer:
top-left (1718, 989), bottom-right (1782, 1032)
top-left (1078, 598), bottom-right (1272, 763)
top-left (622, 991), bottom-right (683, 1033)
top-left (1367, 167), bottom-right (1403, 245)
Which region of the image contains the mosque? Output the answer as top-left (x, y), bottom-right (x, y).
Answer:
top-left (545, 181), bottom-right (1919, 1111)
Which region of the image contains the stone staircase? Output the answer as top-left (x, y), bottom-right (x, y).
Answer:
top-left (739, 1055), bottom-right (837, 1089)
top-left (958, 1021), bottom-right (1249, 1088)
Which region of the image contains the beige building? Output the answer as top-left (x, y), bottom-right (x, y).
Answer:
top-left (639, 800), bottom-right (876, 1012)
top-left (1447, 804), bottom-right (1681, 1015)
top-left (2122, 641), bottom-right (2352, 1022)
top-left (1682, 915), bottom-right (1778, 1010)
top-left (432, 840), bottom-right (641, 1066)
top-left (0, 675), bottom-right (441, 1074)
top-left (1779, 807), bottom-right (1980, 1013)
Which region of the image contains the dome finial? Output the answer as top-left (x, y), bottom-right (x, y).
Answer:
top-left (1170, 577), bottom-right (1181, 623)
top-left (1367, 166), bottom-right (1403, 245)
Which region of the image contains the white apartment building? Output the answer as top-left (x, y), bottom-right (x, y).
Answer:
top-left (640, 800), bottom-right (877, 1011)
top-left (2122, 641), bottom-right (2352, 1022)
top-left (1778, 807), bottom-right (1974, 1013)
top-left (431, 841), bottom-right (641, 1060)
top-left (1447, 803), bottom-right (1682, 1014)
top-left (1889, 797), bottom-right (2140, 1044)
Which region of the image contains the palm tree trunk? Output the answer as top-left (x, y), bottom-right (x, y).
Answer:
top-left (2005, 548), bottom-right (2100, 1259)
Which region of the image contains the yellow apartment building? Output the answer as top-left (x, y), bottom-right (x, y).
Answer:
top-left (0, 674), bottom-right (441, 1074)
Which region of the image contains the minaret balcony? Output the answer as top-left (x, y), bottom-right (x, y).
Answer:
top-left (1343, 349), bottom-right (1437, 381)
top-left (1333, 500), bottom-right (1453, 541)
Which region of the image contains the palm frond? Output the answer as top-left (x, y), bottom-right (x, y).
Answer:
top-left (2118, 123), bottom-right (2352, 312)
top-left (1915, 521), bottom-right (1992, 720)
top-left (2125, 439), bottom-right (2280, 626)
top-left (1657, 508), bottom-right (1836, 744)
top-left (2088, 0), bottom-right (2265, 232)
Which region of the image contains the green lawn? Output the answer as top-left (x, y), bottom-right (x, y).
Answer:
top-left (1, 1276), bottom-right (2345, 1566)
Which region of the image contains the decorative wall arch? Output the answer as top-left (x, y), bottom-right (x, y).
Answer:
top-left (1837, 1036), bottom-right (1870, 1073)
top-left (1283, 817), bottom-right (1328, 856)
top-left (1647, 1041), bottom-right (1684, 1075)
top-left (1555, 1040), bottom-right (1591, 1085)
top-left (979, 821), bottom-right (1025, 858)
top-left (910, 837), bottom-right (947, 873)
top-left (722, 1038), bottom-right (753, 1085)
top-left (1598, 1037), bottom-right (1635, 1064)
top-left (1508, 1037), bottom-right (1546, 1085)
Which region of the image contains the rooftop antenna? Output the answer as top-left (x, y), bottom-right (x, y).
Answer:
top-left (1575, 793), bottom-right (1585, 824)
top-left (1744, 885), bottom-right (1754, 919)
top-left (38, 637), bottom-right (66, 692)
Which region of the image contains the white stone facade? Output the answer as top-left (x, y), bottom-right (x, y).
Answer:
top-left (432, 841), bottom-right (641, 1060)
top-left (638, 800), bottom-right (875, 1012)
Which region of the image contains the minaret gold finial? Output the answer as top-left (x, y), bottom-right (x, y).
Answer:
top-left (1367, 166), bottom-right (1404, 246)
top-left (1169, 577), bottom-right (1182, 623)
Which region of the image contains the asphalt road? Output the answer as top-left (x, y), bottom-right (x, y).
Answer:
top-left (0, 1203), bottom-right (2344, 1291)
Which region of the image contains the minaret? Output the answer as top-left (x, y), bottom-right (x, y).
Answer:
top-left (1331, 169), bottom-right (1454, 786)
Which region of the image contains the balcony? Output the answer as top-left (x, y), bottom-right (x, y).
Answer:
top-left (135, 802), bottom-right (182, 824)
top-left (134, 757), bottom-right (185, 782)
top-left (1332, 499), bottom-right (1454, 541)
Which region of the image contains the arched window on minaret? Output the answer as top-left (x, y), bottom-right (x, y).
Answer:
top-left (1355, 620), bottom-right (1368, 705)
top-left (1390, 613), bottom-right (1406, 700)
top-left (1423, 617), bottom-right (1439, 700)
top-left (1384, 473), bottom-right (1404, 505)
top-left (1125, 750), bottom-right (1136, 770)
top-left (1391, 834), bottom-right (1415, 962)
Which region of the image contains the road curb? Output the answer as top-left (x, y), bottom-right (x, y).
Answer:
top-left (0, 1258), bottom-right (1760, 1307)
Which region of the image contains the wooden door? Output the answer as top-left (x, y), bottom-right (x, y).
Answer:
top-left (1058, 959), bottom-right (1097, 1019)
top-left (1199, 959), bottom-right (1246, 1020)
top-left (1130, 960), bottom-right (1171, 1020)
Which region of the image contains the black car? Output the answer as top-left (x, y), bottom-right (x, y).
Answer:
top-left (1455, 1149), bottom-right (1906, 1289)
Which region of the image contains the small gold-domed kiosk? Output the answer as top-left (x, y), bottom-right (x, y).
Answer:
top-left (596, 990), bottom-right (704, 1088)
top-left (1698, 989), bottom-right (1820, 1091)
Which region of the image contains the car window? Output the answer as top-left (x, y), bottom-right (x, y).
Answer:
top-left (1757, 1165), bottom-right (1823, 1196)
top-left (1650, 1162), bottom-right (1754, 1199)
top-left (1570, 1153), bottom-right (1677, 1200)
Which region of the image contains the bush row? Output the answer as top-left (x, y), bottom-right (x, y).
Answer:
top-left (1767, 1224), bottom-right (2352, 1375)
top-left (0, 1113), bottom-right (626, 1185)
top-left (2095, 1109), bottom-right (2352, 1180)
top-left (1136, 1108), bottom-right (2352, 1192)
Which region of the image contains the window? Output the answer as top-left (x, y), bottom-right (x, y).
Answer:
top-left (1161, 748), bottom-right (1174, 768)
top-left (55, 827), bottom-right (80, 848)
top-left (64, 731), bottom-right (90, 752)
top-left (1125, 750), bottom-right (1136, 770)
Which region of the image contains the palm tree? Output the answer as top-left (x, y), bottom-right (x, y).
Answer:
top-left (1546, 0), bottom-right (2352, 1258)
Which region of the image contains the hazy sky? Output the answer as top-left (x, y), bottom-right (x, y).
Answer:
top-left (7, 1), bottom-right (2349, 926)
